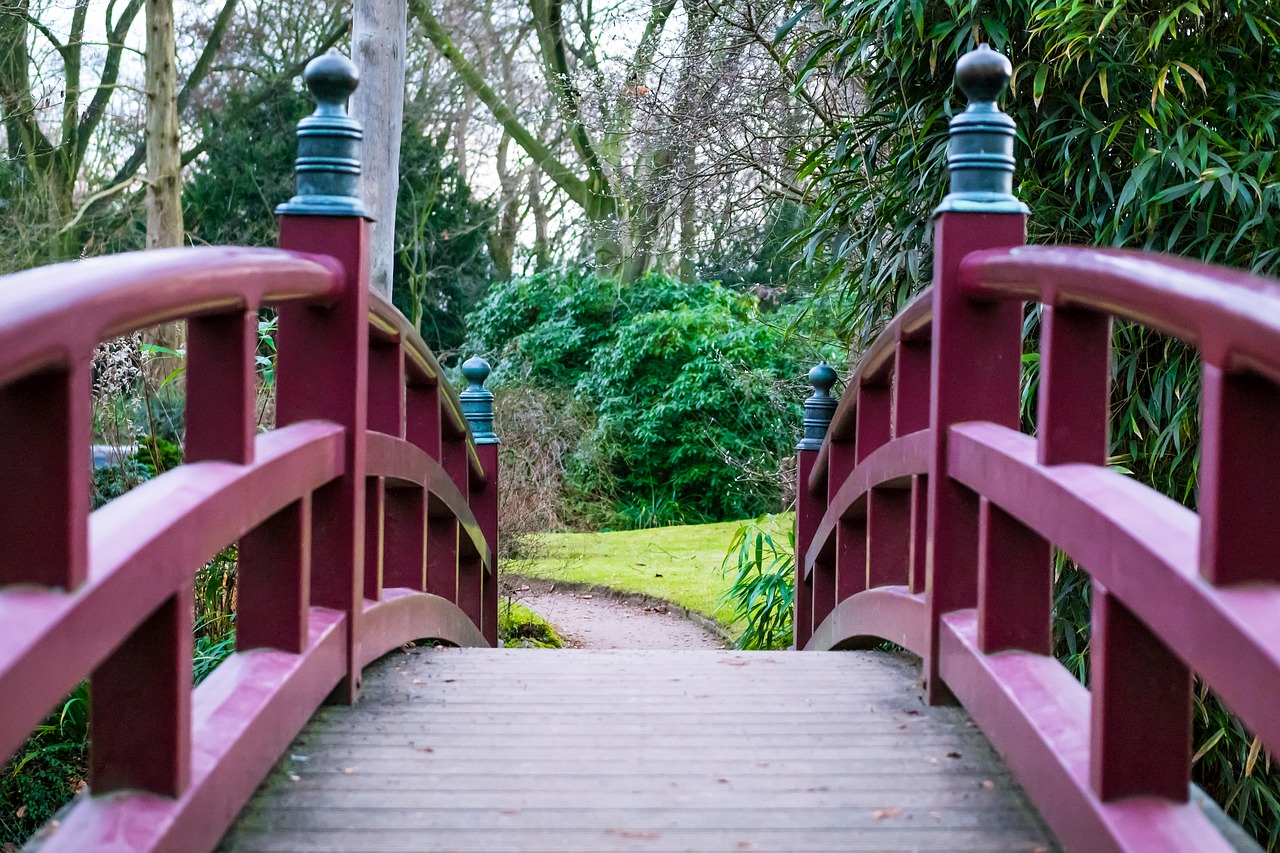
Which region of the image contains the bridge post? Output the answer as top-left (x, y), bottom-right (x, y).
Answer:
top-left (460, 356), bottom-right (500, 646)
top-left (795, 362), bottom-right (838, 649)
top-left (271, 51), bottom-right (372, 703)
top-left (924, 45), bottom-right (1028, 703)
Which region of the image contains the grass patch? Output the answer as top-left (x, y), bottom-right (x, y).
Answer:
top-left (499, 600), bottom-right (566, 648)
top-left (516, 517), bottom-right (793, 638)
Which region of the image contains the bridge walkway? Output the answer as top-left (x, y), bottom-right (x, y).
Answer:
top-left (218, 648), bottom-right (1058, 852)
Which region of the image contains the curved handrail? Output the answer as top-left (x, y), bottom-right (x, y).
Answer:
top-left (960, 245), bottom-right (1280, 379)
top-left (810, 289), bottom-right (932, 493)
top-left (949, 422), bottom-right (1280, 758)
top-left (366, 432), bottom-right (492, 570)
top-left (804, 429), bottom-right (930, 580)
top-left (0, 246), bottom-right (341, 384)
top-left (369, 292), bottom-right (486, 486)
top-left (0, 421), bottom-right (345, 763)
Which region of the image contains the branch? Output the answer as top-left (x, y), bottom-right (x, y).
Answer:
top-left (77, 0), bottom-right (144, 155)
top-left (529, 0), bottom-right (608, 183)
top-left (409, 0), bottom-right (591, 209)
top-left (177, 0), bottom-right (238, 114)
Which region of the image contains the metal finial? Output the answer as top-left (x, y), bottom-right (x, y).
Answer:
top-left (797, 362), bottom-right (839, 451)
top-left (459, 356), bottom-right (498, 445)
top-left (934, 44), bottom-right (1029, 216)
top-left (276, 50), bottom-right (371, 218)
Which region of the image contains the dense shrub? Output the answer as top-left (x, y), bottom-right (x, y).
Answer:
top-left (469, 271), bottom-right (838, 526)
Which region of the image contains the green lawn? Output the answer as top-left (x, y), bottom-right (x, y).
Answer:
top-left (514, 516), bottom-right (792, 637)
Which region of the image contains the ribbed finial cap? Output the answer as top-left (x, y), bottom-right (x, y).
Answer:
top-left (461, 355), bottom-right (491, 388)
top-left (808, 362), bottom-right (838, 395)
top-left (275, 49), bottom-right (370, 218)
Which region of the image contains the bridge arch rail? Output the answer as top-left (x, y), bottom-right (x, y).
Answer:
top-left (797, 44), bottom-right (1280, 853)
top-left (0, 53), bottom-right (497, 852)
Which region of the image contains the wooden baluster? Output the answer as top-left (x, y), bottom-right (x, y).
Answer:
top-left (1091, 587), bottom-right (1191, 801)
top-left (431, 433), bottom-right (467, 608)
top-left (364, 477), bottom-right (385, 598)
top-left (795, 363), bottom-right (837, 649)
top-left (187, 310), bottom-right (256, 465)
top-left (384, 483), bottom-right (426, 592)
top-left (908, 476), bottom-right (927, 594)
top-left (924, 45), bottom-right (1028, 702)
top-left (459, 357), bottom-right (499, 645)
top-left (893, 339), bottom-right (931, 437)
top-left (373, 342), bottom-right (427, 593)
top-left (828, 438), bottom-right (860, 607)
top-left (238, 497), bottom-right (312, 653)
top-left (867, 489), bottom-right (909, 588)
top-left (978, 305), bottom-right (1105, 655)
top-left (854, 381), bottom-right (891, 462)
top-left (976, 499), bottom-right (1048, 655)
top-left (1199, 363), bottom-right (1280, 585)
top-left (895, 341), bottom-right (931, 595)
top-left (450, 434), bottom-right (482, 631)
top-left (368, 339), bottom-right (405, 435)
top-left (862, 371), bottom-right (909, 590)
top-left (274, 54), bottom-right (372, 702)
top-left (0, 364), bottom-right (91, 588)
top-left (407, 381), bottom-right (441, 456)
top-left (412, 381), bottom-right (455, 602)
top-left (90, 586), bottom-right (192, 796)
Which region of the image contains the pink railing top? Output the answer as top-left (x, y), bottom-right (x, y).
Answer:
top-left (810, 289), bottom-right (932, 493)
top-left (0, 246), bottom-right (340, 384)
top-left (961, 246), bottom-right (1280, 378)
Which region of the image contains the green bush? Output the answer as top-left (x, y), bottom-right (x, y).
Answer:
top-left (1, 683), bottom-right (88, 845)
top-left (468, 271), bottom-right (839, 525)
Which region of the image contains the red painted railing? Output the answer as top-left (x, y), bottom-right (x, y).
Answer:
top-left (0, 120), bottom-right (497, 853)
top-left (796, 47), bottom-right (1280, 853)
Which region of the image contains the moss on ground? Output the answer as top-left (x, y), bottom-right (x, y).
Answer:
top-left (498, 600), bottom-right (566, 648)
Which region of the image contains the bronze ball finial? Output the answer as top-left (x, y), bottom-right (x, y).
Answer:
top-left (955, 43), bottom-right (1012, 105)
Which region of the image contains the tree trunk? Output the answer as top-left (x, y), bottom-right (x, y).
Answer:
top-left (352, 0), bottom-right (407, 301)
top-left (144, 0), bottom-right (184, 384)
top-left (145, 0), bottom-right (181, 249)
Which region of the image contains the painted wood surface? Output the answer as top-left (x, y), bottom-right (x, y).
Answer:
top-left (219, 648), bottom-right (1058, 852)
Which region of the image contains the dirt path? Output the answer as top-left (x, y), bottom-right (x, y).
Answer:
top-left (522, 592), bottom-right (726, 650)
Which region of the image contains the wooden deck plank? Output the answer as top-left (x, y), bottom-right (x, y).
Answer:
top-left (219, 648), bottom-right (1058, 853)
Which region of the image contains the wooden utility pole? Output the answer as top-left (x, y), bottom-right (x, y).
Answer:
top-left (351, 0), bottom-right (408, 300)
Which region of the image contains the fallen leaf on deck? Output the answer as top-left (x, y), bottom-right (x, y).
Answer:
top-left (872, 807), bottom-right (902, 820)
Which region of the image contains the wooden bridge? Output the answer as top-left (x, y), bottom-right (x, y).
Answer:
top-left (3, 45), bottom-right (1278, 853)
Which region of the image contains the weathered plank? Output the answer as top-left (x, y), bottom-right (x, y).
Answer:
top-left (219, 648), bottom-right (1058, 852)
